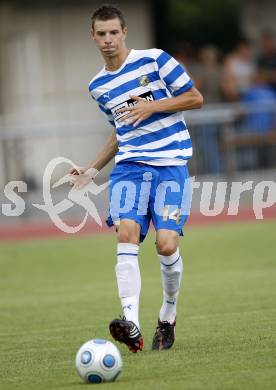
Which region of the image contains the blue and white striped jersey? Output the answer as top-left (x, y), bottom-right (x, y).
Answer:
top-left (89, 49), bottom-right (193, 166)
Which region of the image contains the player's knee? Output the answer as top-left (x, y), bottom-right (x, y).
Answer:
top-left (117, 220), bottom-right (140, 244)
top-left (156, 239), bottom-right (178, 256)
top-left (118, 229), bottom-right (139, 244)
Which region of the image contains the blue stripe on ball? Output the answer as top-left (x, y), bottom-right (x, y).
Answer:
top-left (93, 339), bottom-right (107, 344)
top-left (80, 351), bottom-right (92, 364)
top-left (103, 354), bottom-right (115, 368)
top-left (88, 374), bottom-right (102, 383)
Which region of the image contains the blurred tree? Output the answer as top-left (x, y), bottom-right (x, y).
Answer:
top-left (154, 0), bottom-right (242, 52)
top-left (3, 0), bottom-right (242, 51)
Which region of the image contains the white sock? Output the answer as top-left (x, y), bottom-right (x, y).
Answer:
top-left (158, 248), bottom-right (183, 324)
top-left (115, 243), bottom-right (141, 329)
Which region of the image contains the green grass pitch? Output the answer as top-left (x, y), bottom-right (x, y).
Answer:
top-left (0, 221), bottom-right (276, 390)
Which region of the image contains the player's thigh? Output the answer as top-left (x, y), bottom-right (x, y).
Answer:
top-left (150, 166), bottom-right (190, 241)
top-left (109, 162), bottom-right (153, 243)
top-left (155, 229), bottom-right (179, 256)
top-left (117, 218), bottom-right (141, 245)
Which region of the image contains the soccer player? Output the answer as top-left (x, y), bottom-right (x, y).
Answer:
top-left (70, 5), bottom-right (203, 352)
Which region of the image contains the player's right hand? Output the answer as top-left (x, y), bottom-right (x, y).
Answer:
top-left (68, 167), bottom-right (99, 190)
top-left (69, 166), bottom-right (85, 177)
top-left (69, 166), bottom-right (85, 187)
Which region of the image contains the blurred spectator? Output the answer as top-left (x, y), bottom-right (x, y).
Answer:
top-left (222, 39), bottom-right (256, 102)
top-left (171, 41), bottom-right (199, 79)
top-left (193, 45), bottom-right (222, 103)
top-left (238, 70), bottom-right (276, 169)
top-left (193, 46), bottom-right (224, 173)
top-left (242, 70), bottom-right (276, 134)
top-left (257, 29), bottom-right (276, 92)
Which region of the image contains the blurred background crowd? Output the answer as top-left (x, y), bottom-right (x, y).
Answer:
top-left (0, 0), bottom-right (275, 226)
top-left (173, 31), bottom-right (276, 174)
top-left (176, 32), bottom-right (276, 105)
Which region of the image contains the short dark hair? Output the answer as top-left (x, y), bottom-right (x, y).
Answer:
top-left (91, 4), bottom-right (126, 30)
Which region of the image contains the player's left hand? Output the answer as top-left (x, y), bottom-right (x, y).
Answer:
top-left (117, 95), bottom-right (156, 127)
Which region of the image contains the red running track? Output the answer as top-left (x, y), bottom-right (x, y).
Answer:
top-left (0, 208), bottom-right (275, 242)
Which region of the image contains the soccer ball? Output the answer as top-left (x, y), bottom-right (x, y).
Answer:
top-left (75, 339), bottom-right (122, 384)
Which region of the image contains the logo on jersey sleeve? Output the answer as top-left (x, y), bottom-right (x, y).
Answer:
top-left (111, 91), bottom-right (155, 124)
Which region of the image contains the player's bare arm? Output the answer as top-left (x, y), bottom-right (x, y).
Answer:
top-left (85, 128), bottom-right (118, 172)
top-left (117, 87), bottom-right (203, 126)
top-left (69, 129), bottom-right (118, 188)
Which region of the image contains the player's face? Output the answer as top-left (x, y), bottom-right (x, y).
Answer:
top-left (92, 18), bottom-right (127, 57)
